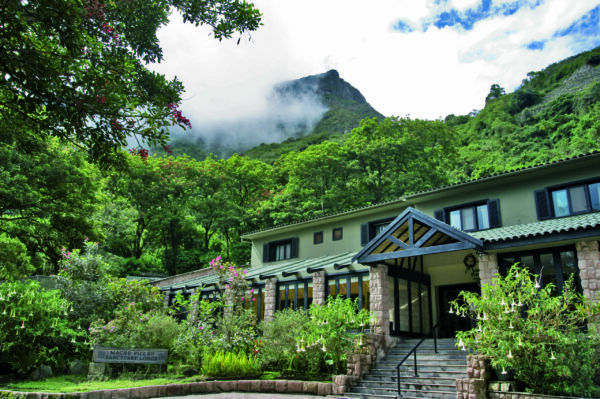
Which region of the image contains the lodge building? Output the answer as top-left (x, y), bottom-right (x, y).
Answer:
top-left (152, 151), bottom-right (600, 344)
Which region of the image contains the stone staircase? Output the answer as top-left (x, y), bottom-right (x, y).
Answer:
top-left (342, 338), bottom-right (467, 399)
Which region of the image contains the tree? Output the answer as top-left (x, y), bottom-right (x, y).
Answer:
top-left (345, 117), bottom-right (457, 204)
top-left (0, 0), bottom-right (262, 165)
top-left (485, 83), bottom-right (506, 103)
top-left (0, 131), bottom-right (102, 272)
top-left (261, 141), bottom-right (358, 225)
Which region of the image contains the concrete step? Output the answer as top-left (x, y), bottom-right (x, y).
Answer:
top-left (345, 338), bottom-right (466, 399)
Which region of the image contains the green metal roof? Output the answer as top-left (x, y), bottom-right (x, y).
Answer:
top-left (470, 212), bottom-right (600, 243)
top-left (161, 252), bottom-right (361, 291)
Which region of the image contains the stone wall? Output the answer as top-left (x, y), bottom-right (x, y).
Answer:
top-left (576, 240), bottom-right (600, 304)
top-left (0, 379), bottom-right (344, 399)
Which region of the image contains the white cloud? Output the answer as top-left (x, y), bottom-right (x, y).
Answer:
top-left (151, 0), bottom-right (600, 126)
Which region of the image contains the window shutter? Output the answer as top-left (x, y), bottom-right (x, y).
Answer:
top-left (360, 223), bottom-right (369, 246)
top-left (534, 189), bottom-right (552, 220)
top-left (262, 243), bottom-right (270, 263)
top-left (434, 209), bottom-right (445, 223)
top-left (290, 237), bottom-right (299, 258)
top-left (487, 198), bottom-right (501, 228)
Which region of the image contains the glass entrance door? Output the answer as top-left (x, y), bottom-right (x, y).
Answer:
top-left (389, 269), bottom-right (432, 336)
top-left (438, 283), bottom-right (480, 338)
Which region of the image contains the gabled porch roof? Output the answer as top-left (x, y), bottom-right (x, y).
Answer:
top-left (353, 207), bottom-right (483, 267)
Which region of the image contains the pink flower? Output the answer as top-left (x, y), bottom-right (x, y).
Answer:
top-left (252, 297), bottom-right (256, 301)
top-left (250, 288), bottom-right (254, 294)
top-left (243, 269), bottom-right (247, 275)
top-left (199, 326), bottom-right (203, 330)
top-left (241, 297), bottom-right (244, 302)
top-left (234, 271), bottom-right (238, 277)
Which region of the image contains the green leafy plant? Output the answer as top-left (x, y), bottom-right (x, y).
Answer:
top-left (200, 350), bottom-right (261, 379)
top-left (294, 296), bottom-right (372, 376)
top-left (0, 280), bottom-right (86, 375)
top-left (452, 263), bottom-right (600, 397)
top-left (259, 308), bottom-right (311, 373)
top-left (89, 302), bottom-right (182, 353)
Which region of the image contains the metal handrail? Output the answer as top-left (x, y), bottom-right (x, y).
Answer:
top-left (394, 315), bottom-right (447, 398)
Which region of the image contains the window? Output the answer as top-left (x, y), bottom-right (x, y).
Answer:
top-left (498, 246), bottom-right (581, 295)
top-left (314, 231), bottom-right (324, 245)
top-left (535, 180), bottom-right (600, 220)
top-left (332, 227), bottom-right (343, 241)
top-left (326, 273), bottom-right (370, 311)
top-left (262, 237), bottom-right (299, 262)
top-left (434, 199), bottom-right (500, 232)
top-left (278, 279), bottom-right (313, 310)
top-left (360, 217), bottom-right (395, 246)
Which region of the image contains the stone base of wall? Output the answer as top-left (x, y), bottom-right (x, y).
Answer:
top-left (0, 378), bottom-right (344, 399)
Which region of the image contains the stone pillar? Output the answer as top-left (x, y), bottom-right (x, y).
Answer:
top-left (478, 252), bottom-right (499, 286)
top-left (576, 240), bottom-right (600, 304)
top-left (369, 265), bottom-right (389, 337)
top-left (312, 271), bottom-right (326, 305)
top-left (456, 354), bottom-right (489, 399)
top-left (263, 278), bottom-right (277, 322)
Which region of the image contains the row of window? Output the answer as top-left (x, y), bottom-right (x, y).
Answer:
top-left (536, 179), bottom-right (600, 220)
top-left (313, 227), bottom-right (343, 245)
top-left (263, 178), bottom-right (600, 263)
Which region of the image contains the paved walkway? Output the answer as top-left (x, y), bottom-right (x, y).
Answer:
top-left (160, 394), bottom-right (335, 399)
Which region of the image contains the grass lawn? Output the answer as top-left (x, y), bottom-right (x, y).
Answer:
top-left (0, 371), bottom-right (311, 393)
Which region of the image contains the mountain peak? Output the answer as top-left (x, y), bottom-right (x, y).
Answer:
top-left (273, 69), bottom-right (369, 106)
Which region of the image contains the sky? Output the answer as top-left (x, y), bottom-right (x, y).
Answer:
top-left (151, 0), bottom-right (600, 127)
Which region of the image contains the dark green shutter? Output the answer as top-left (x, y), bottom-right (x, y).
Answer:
top-left (360, 224), bottom-right (369, 246)
top-left (262, 243), bottom-right (270, 263)
top-left (487, 198), bottom-right (501, 228)
top-left (534, 189), bottom-right (552, 220)
top-left (290, 237), bottom-right (299, 258)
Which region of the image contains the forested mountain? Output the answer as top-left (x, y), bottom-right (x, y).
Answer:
top-left (155, 69), bottom-right (383, 162)
top-left (4, 45), bottom-right (600, 279)
top-left (447, 46), bottom-right (600, 181)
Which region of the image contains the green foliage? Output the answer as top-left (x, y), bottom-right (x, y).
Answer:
top-left (0, 280), bottom-right (86, 375)
top-left (0, 233), bottom-right (35, 280)
top-left (259, 308), bottom-right (311, 372)
top-left (260, 297), bottom-right (372, 377)
top-left (89, 303), bottom-right (182, 353)
top-left (299, 296), bottom-right (372, 375)
top-left (485, 84), bottom-right (506, 103)
top-left (0, 133), bottom-right (102, 271)
top-left (58, 240), bottom-right (165, 330)
top-left (172, 257), bottom-right (258, 367)
top-left (171, 294), bottom-right (222, 367)
top-left (452, 264), bottom-right (599, 397)
top-left (0, 0), bottom-right (261, 165)
top-left (201, 350), bottom-right (261, 378)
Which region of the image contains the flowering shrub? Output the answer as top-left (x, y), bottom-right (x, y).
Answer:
top-left (259, 308), bottom-right (311, 373)
top-left (300, 296), bottom-right (372, 375)
top-left (452, 264), bottom-right (600, 397)
top-left (172, 256), bottom-right (258, 369)
top-left (0, 280), bottom-right (86, 375)
top-left (261, 296), bottom-right (372, 377)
